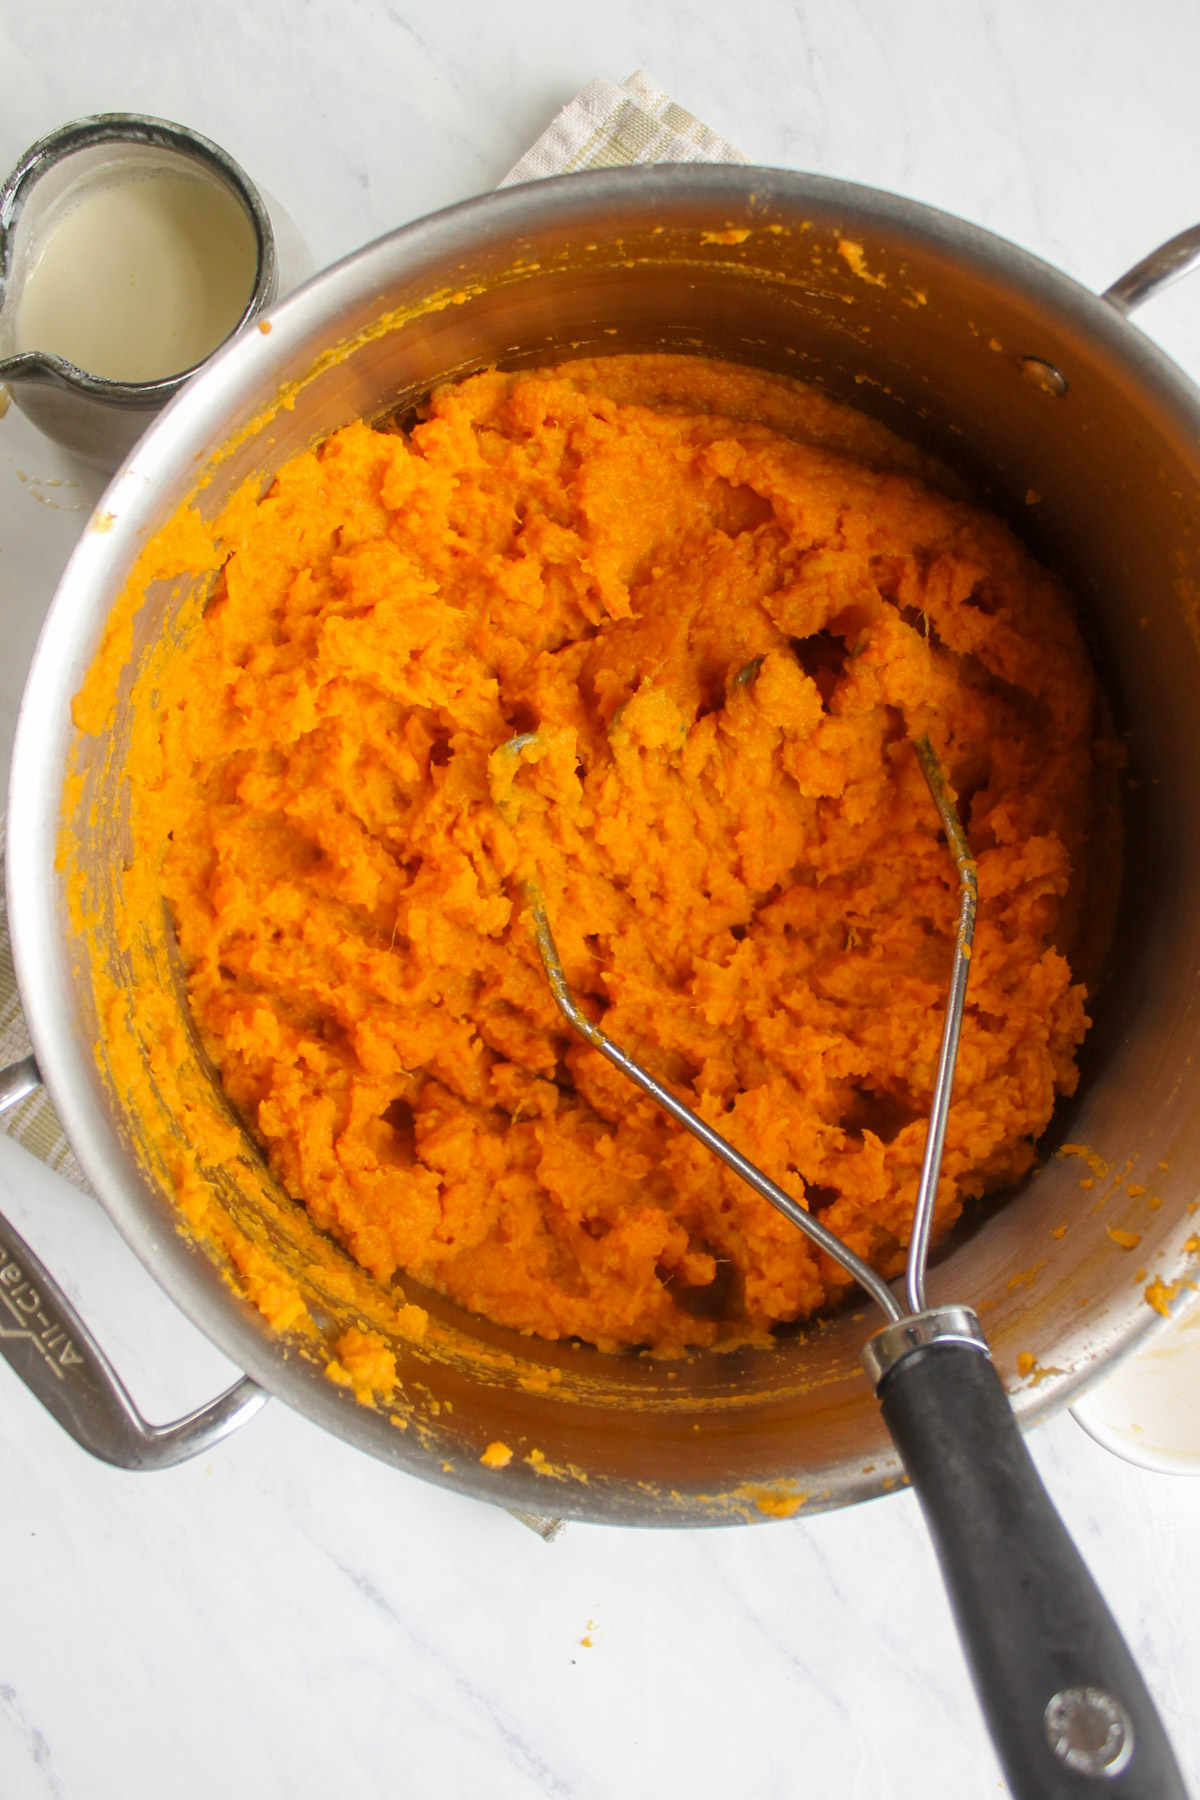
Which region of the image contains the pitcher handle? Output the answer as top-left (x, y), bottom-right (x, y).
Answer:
top-left (0, 1055), bottom-right (267, 1469)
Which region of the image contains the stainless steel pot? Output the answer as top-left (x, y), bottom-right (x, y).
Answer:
top-left (6, 165), bottom-right (1200, 1527)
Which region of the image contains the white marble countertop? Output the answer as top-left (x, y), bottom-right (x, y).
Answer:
top-left (2, 3), bottom-right (1199, 1796)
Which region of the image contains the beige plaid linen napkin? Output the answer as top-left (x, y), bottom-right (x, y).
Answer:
top-left (1, 70), bottom-right (743, 1182)
top-left (500, 69), bottom-right (744, 184)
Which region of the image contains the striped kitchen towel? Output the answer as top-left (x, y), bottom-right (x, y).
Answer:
top-left (501, 68), bottom-right (744, 185)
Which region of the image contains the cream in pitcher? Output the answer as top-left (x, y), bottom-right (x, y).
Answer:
top-left (16, 162), bottom-right (259, 383)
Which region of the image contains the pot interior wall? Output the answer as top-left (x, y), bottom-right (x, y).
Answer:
top-left (37, 170), bottom-right (1200, 1523)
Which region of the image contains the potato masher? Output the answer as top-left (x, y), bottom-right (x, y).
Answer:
top-left (525, 732), bottom-right (1185, 1800)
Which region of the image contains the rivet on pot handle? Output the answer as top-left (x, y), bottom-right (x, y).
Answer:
top-left (0, 1055), bottom-right (267, 1469)
top-left (1103, 222), bottom-right (1200, 315)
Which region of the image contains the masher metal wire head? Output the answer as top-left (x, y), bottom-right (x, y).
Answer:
top-left (527, 732), bottom-right (977, 1327)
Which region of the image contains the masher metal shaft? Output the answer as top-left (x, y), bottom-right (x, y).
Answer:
top-left (905, 735), bottom-right (978, 1316)
top-left (527, 733), bottom-right (975, 1327)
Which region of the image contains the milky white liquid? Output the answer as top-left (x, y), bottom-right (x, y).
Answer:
top-left (16, 164), bottom-right (258, 382)
top-left (1076, 1299), bottom-right (1200, 1467)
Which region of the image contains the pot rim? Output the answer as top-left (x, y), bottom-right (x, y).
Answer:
top-left (9, 161), bottom-right (1200, 1519)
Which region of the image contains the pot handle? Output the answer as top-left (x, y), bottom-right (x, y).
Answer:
top-left (866, 1318), bottom-right (1188, 1798)
top-left (1103, 222), bottom-right (1200, 315)
top-left (0, 1054), bottom-right (268, 1469)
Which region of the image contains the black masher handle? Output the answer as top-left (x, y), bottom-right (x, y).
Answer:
top-left (877, 1340), bottom-right (1189, 1799)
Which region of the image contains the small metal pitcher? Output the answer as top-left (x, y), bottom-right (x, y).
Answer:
top-left (0, 114), bottom-right (276, 469)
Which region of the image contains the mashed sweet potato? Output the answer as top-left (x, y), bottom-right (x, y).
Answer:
top-left (144, 354), bottom-right (1106, 1352)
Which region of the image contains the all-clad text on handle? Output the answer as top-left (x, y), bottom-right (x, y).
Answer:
top-left (0, 1056), bottom-right (266, 1469)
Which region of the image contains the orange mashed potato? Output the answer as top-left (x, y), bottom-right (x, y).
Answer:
top-left (146, 355), bottom-right (1105, 1352)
